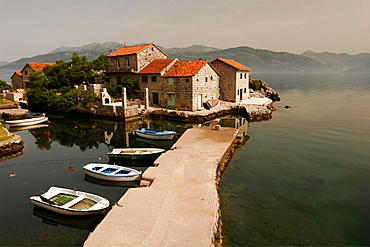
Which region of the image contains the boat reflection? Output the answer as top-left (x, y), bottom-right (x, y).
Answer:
top-left (9, 124), bottom-right (49, 132)
top-left (32, 206), bottom-right (104, 230)
top-left (135, 137), bottom-right (174, 150)
top-left (84, 174), bottom-right (141, 188)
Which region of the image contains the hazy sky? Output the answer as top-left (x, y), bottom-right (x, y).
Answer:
top-left (1, 0), bottom-right (369, 62)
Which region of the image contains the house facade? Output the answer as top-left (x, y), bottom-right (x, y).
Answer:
top-left (12, 62), bottom-right (56, 89)
top-left (106, 43), bottom-right (168, 85)
top-left (138, 59), bottom-right (219, 111)
top-left (210, 58), bottom-right (251, 103)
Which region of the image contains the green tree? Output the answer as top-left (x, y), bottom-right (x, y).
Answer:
top-left (92, 54), bottom-right (108, 71)
top-left (0, 80), bottom-right (12, 90)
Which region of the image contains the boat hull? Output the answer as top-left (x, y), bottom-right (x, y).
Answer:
top-left (6, 117), bottom-right (48, 127)
top-left (107, 148), bottom-right (165, 160)
top-left (30, 199), bottom-right (106, 216)
top-left (83, 163), bottom-right (142, 182)
top-left (135, 128), bottom-right (175, 140)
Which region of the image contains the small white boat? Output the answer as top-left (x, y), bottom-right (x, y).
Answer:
top-left (135, 128), bottom-right (176, 140)
top-left (83, 163), bottom-right (142, 181)
top-left (107, 148), bottom-right (165, 160)
top-left (6, 113), bottom-right (48, 127)
top-left (30, 186), bottom-right (110, 216)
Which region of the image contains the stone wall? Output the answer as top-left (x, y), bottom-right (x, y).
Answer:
top-left (211, 59), bottom-right (236, 102)
top-left (191, 63), bottom-right (220, 111)
top-left (137, 45), bottom-right (167, 72)
top-left (211, 60), bottom-right (249, 103)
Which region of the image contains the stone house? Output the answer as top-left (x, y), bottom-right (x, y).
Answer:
top-left (106, 43), bottom-right (168, 85)
top-left (138, 59), bottom-right (219, 111)
top-left (12, 62), bottom-right (56, 89)
top-left (210, 58), bottom-right (251, 103)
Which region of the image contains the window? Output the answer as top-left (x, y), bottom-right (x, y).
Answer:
top-left (244, 73), bottom-right (247, 79)
top-left (167, 93), bottom-right (175, 106)
top-left (205, 77), bottom-right (208, 82)
top-left (142, 75), bottom-right (148, 83)
top-left (240, 73), bottom-right (243, 79)
top-left (244, 88), bottom-right (247, 93)
top-left (151, 75), bottom-right (157, 82)
top-left (117, 59), bottom-right (120, 67)
top-left (117, 77), bottom-right (121, 84)
top-left (126, 58), bottom-right (130, 67)
top-left (168, 78), bottom-right (174, 85)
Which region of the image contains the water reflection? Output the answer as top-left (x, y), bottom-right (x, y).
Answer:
top-left (32, 206), bottom-right (105, 230)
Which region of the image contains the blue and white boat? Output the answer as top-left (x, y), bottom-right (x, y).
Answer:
top-left (134, 128), bottom-right (176, 140)
top-left (83, 163), bottom-right (142, 182)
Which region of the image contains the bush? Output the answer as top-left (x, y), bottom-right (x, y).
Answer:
top-left (250, 80), bottom-right (262, 91)
top-left (82, 93), bottom-right (99, 107)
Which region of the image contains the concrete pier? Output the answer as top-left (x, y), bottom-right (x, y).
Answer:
top-left (84, 126), bottom-right (239, 247)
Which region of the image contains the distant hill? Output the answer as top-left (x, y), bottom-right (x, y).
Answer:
top-left (2, 41), bottom-right (368, 82)
top-left (165, 46), bottom-right (337, 73)
top-left (301, 50), bottom-right (370, 73)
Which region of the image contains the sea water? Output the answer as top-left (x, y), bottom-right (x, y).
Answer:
top-left (219, 73), bottom-right (370, 246)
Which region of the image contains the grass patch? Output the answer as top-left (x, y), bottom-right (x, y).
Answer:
top-left (0, 123), bottom-right (12, 141)
top-left (0, 98), bottom-right (14, 104)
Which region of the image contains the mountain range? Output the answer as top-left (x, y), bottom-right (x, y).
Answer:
top-left (1, 41), bottom-right (369, 82)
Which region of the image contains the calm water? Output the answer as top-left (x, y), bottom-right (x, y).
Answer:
top-left (1, 73), bottom-right (369, 246)
top-left (0, 117), bottom-right (189, 246)
top-left (220, 73), bottom-right (370, 246)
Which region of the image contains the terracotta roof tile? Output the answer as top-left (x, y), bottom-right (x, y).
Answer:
top-left (28, 62), bottom-right (56, 71)
top-left (15, 71), bottom-right (22, 76)
top-left (163, 60), bottom-right (208, 77)
top-left (138, 58), bottom-right (177, 74)
top-left (215, 58), bottom-right (252, 70)
top-left (107, 43), bottom-right (153, 57)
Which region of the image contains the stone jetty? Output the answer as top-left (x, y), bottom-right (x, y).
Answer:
top-left (84, 126), bottom-right (239, 247)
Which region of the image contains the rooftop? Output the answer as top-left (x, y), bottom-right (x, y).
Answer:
top-left (107, 43), bottom-right (153, 57)
top-left (163, 60), bottom-right (208, 77)
top-left (214, 58), bottom-right (252, 70)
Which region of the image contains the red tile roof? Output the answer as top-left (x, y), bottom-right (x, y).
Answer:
top-left (215, 58), bottom-right (252, 70)
top-left (163, 60), bottom-right (208, 77)
top-left (138, 58), bottom-right (177, 74)
top-left (27, 62), bottom-right (56, 71)
top-left (15, 71), bottom-right (22, 76)
top-left (107, 43), bottom-right (153, 57)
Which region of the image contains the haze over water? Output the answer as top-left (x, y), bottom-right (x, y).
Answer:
top-left (220, 73), bottom-right (370, 246)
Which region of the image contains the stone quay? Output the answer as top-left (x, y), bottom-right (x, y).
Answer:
top-left (84, 126), bottom-right (239, 247)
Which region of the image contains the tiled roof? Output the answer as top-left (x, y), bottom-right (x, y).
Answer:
top-left (215, 58), bottom-right (252, 70)
top-left (107, 43), bottom-right (153, 57)
top-left (163, 60), bottom-right (208, 77)
top-left (138, 58), bottom-right (177, 74)
top-left (15, 71), bottom-right (22, 76)
top-left (27, 62), bottom-right (56, 71)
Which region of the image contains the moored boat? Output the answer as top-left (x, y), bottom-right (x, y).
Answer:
top-left (107, 147), bottom-right (165, 160)
top-left (135, 128), bottom-right (176, 140)
top-left (6, 113), bottom-right (48, 127)
top-left (30, 186), bottom-right (110, 216)
top-left (83, 163), bottom-right (142, 181)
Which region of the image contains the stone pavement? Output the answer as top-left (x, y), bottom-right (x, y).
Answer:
top-left (84, 126), bottom-right (238, 247)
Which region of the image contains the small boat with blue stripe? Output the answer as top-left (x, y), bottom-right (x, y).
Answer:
top-left (135, 128), bottom-right (176, 140)
top-left (83, 163), bottom-right (142, 182)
